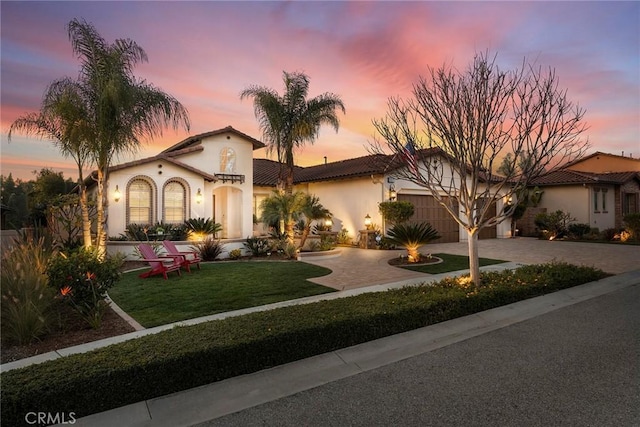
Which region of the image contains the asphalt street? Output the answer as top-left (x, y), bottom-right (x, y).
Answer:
top-left (199, 283), bottom-right (640, 427)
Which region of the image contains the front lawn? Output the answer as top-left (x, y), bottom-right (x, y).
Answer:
top-left (108, 261), bottom-right (334, 327)
top-left (401, 253), bottom-right (507, 274)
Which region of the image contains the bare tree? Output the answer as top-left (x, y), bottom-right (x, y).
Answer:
top-left (371, 52), bottom-right (588, 285)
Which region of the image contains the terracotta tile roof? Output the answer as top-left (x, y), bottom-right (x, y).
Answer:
top-left (294, 148), bottom-right (445, 183)
top-left (253, 158), bottom-right (305, 187)
top-left (295, 154), bottom-right (391, 183)
top-left (160, 126), bottom-right (265, 154)
top-left (531, 170), bottom-right (640, 186)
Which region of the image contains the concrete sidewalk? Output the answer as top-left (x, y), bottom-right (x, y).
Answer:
top-left (72, 269), bottom-right (640, 427)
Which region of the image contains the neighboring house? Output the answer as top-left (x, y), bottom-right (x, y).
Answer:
top-left (531, 152), bottom-right (640, 231)
top-left (104, 126), bottom-right (512, 249)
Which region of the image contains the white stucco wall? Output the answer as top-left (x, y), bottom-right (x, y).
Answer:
top-left (306, 176), bottom-right (385, 241)
top-left (107, 131), bottom-right (256, 239)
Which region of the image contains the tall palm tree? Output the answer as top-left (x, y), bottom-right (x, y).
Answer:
top-left (9, 78), bottom-right (94, 248)
top-left (241, 71), bottom-right (345, 194)
top-left (65, 18), bottom-right (190, 254)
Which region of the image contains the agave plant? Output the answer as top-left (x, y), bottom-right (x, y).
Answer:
top-left (184, 217), bottom-right (222, 240)
top-left (386, 222), bottom-right (441, 262)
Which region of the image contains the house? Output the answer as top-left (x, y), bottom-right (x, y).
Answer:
top-left (531, 152), bottom-right (640, 231)
top-left (105, 126), bottom-right (512, 257)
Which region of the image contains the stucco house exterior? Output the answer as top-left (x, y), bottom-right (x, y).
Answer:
top-left (531, 152), bottom-right (640, 231)
top-left (104, 126), bottom-right (512, 254)
top-left (107, 126), bottom-right (265, 241)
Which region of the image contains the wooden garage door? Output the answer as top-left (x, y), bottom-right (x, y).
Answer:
top-left (478, 199), bottom-right (497, 240)
top-left (398, 194), bottom-right (459, 243)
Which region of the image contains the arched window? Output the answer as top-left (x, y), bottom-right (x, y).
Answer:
top-left (163, 181), bottom-right (186, 223)
top-left (220, 147), bottom-right (236, 173)
top-left (128, 179), bottom-right (153, 225)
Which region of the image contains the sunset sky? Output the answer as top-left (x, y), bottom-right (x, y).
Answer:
top-left (1, 1), bottom-right (638, 181)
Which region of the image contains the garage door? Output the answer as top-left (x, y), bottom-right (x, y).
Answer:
top-left (398, 194), bottom-right (459, 243)
top-left (478, 199), bottom-right (497, 240)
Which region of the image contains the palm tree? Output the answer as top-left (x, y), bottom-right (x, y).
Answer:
top-left (297, 194), bottom-right (331, 249)
top-left (241, 71), bottom-right (345, 194)
top-left (260, 190), bottom-right (307, 245)
top-left (9, 78), bottom-right (94, 248)
top-left (65, 18), bottom-right (190, 254)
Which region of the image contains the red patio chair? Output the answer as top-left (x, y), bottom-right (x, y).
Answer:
top-left (137, 243), bottom-right (182, 280)
top-left (162, 240), bottom-right (201, 272)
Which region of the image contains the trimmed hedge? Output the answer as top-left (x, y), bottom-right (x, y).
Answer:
top-left (1, 262), bottom-right (607, 426)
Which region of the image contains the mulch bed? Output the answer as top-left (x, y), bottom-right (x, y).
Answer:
top-left (1, 304), bottom-right (135, 365)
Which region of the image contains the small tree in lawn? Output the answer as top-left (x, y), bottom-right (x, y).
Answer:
top-left (371, 52), bottom-right (588, 285)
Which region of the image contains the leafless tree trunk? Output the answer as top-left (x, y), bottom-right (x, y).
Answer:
top-left (371, 52), bottom-right (588, 285)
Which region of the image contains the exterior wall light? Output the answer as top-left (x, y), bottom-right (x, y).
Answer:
top-left (364, 214), bottom-right (372, 230)
top-left (114, 185), bottom-right (121, 202)
top-left (324, 218), bottom-right (333, 228)
top-left (195, 188), bottom-right (203, 204)
top-left (389, 184), bottom-right (397, 201)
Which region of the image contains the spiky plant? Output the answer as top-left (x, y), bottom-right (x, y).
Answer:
top-left (386, 222), bottom-right (441, 262)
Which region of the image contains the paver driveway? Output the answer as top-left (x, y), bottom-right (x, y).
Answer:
top-left (304, 237), bottom-right (640, 290)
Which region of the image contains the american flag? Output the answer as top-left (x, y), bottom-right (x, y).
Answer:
top-left (402, 141), bottom-right (419, 176)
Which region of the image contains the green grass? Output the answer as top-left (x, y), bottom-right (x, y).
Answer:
top-left (402, 253), bottom-right (507, 274)
top-left (108, 261), bottom-right (334, 327)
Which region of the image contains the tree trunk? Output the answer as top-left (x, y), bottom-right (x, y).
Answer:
top-left (95, 168), bottom-right (108, 259)
top-left (80, 185), bottom-right (92, 248)
top-left (298, 224), bottom-right (311, 250)
top-left (467, 230), bottom-right (481, 285)
top-left (285, 216), bottom-right (295, 246)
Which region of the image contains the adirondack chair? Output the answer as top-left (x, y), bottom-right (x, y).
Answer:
top-left (138, 243), bottom-right (182, 279)
top-left (162, 240), bottom-right (201, 272)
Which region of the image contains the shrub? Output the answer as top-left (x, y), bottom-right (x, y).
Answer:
top-left (318, 234), bottom-right (336, 251)
top-left (568, 223), bottom-right (591, 240)
top-left (386, 222), bottom-right (441, 262)
top-left (378, 201), bottom-right (415, 225)
top-left (600, 228), bottom-right (619, 241)
top-left (121, 223), bottom-right (150, 241)
top-left (623, 213), bottom-right (640, 240)
top-left (534, 210), bottom-right (575, 240)
top-left (0, 262), bottom-right (607, 425)
top-left (152, 221), bottom-right (187, 241)
top-left (0, 237), bottom-right (56, 345)
top-left (244, 237), bottom-right (271, 257)
top-left (46, 248), bottom-right (123, 329)
top-left (192, 236), bottom-right (224, 261)
top-left (228, 249), bottom-right (242, 260)
top-left (336, 228), bottom-right (351, 245)
top-left (185, 217), bottom-right (222, 240)
top-left (283, 242), bottom-right (298, 259)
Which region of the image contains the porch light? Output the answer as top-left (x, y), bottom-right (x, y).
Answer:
top-left (114, 185), bottom-right (121, 202)
top-left (389, 184), bottom-right (397, 201)
top-left (364, 214), bottom-right (372, 230)
top-left (324, 218), bottom-right (333, 227)
top-left (195, 188), bottom-right (203, 204)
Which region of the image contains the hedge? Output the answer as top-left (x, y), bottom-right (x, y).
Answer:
top-left (1, 262), bottom-right (607, 426)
